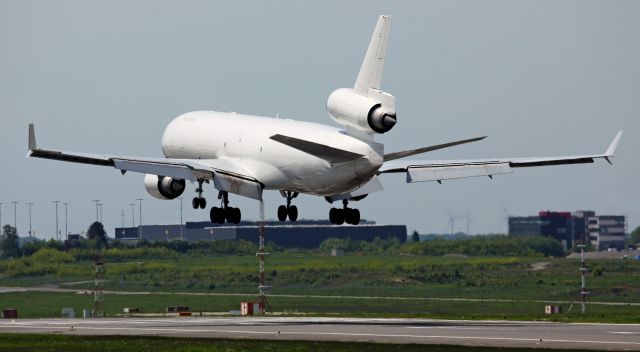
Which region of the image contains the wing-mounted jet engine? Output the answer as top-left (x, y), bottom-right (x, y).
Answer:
top-left (144, 174), bottom-right (185, 200)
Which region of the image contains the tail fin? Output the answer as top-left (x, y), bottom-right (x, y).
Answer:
top-left (354, 15), bottom-right (391, 94)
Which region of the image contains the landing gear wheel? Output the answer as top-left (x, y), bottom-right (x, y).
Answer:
top-left (329, 208), bottom-right (338, 224)
top-left (277, 205), bottom-right (288, 222)
top-left (335, 208), bottom-right (344, 225)
top-left (210, 207), bottom-right (225, 224)
top-left (345, 208), bottom-right (360, 225)
top-left (192, 197), bottom-right (200, 209)
top-left (199, 197), bottom-right (206, 209)
top-left (288, 205), bottom-right (298, 222)
top-left (232, 207), bottom-right (241, 224)
top-left (279, 191), bottom-right (300, 222)
top-left (225, 207), bottom-right (241, 224)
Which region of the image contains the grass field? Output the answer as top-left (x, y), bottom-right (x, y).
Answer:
top-left (2, 252), bottom-right (639, 302)
top-left (0, 291), bottom-right (637, 323)
top-left (1, 247), bottom-right (639, 322)
top-left (0, 333), bottom-right (596, 352)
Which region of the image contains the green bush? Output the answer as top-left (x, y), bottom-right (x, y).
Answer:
top-left (400, 235), bottom-right (565, 257)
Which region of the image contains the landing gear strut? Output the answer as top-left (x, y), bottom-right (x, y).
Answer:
top-left (329, 199), bottom-right (360, 225)
top-left (209, 191), bottom-right (241, 224)
top-left (192, 179), bottom-right (207, 209)
top-left (277, 191), bottom-right (299, 222)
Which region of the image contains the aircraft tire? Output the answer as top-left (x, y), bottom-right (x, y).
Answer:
top-left (192, 197), bottom-right (200, 209)
top-left (277, 205), bottom-right (288, 221)
top-left (288, 205), bottom-right (298, 221)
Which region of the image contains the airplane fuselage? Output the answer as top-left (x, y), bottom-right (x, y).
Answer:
top-left (161, 111), bottom-right (384, 196)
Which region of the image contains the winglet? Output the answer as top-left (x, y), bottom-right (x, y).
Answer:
top-left (28, 123), bottom-right (37, 151)
top-left (604, 130), bottom-right (623, 165)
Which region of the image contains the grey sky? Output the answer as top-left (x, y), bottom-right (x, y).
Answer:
top-left (1, 1), bottom-right (638, 239)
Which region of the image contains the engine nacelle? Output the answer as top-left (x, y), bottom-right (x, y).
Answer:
top-left (144, 174), bottom-right (186, 200)
top-left (327, 88), bottom-right (397, 134)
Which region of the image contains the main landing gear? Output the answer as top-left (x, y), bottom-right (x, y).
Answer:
top-left (192, 179), bottom-right (207, 209)
top-left (277, 191), bottom-right (299, 222)
top-left (329, 199), bottom-right (360, 225)
top-left (191, 180), bottom-right (241, 225)
top-left (209, 191), bottom-right (241, 224)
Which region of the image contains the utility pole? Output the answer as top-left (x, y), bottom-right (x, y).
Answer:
top-left (63, 202), bottom-right (69, 239)
top-left (26, 202), bottom-right (33, 237)
top-left (92, 200), bottom-right (100, 222)
top-left (129, 203), bottom-right (135, 227)
top-left (0, 202), bottom-right (3, 228)
top-left (137, 198), bottom-right (143, 240)
top-left (98, 203), bottom-right (103, 223)
top-left (53, 201), bottom-right (60, 240)
top-left (11, 201), bottom-right (18, 234)
top-left (578, 244), bottom-right (590, 314)
top-left (179, 197), bottom-right (183, 240)
top-left (120, 209), bottom-right (125, 228)
top-left (257, 201), bottom-right (271, 314)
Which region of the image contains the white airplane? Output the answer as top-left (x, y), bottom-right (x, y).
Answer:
top-left (28, 15), bottom-right (622, 226)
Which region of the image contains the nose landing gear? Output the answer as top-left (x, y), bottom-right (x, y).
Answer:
top-left (209, 191), bottom-right (241, 224)
top-left (329, 199), bottom-right (360, 225)
top-left (277, 191), bottom-right (299, 222)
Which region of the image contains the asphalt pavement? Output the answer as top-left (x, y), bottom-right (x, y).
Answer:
top-left (0, 317), bottom-right (639, 350)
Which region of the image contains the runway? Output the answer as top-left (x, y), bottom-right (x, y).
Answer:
top-left (0, 317), bottom-right (639, 350)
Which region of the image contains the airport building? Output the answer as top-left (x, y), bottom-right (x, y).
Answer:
top-left (588, 215), bottom-right (627, 251)
top-left (114, 220), bottom-right (407, 248)
top-left (508, 211), bottom-right (573, 248)
top-left (509, 210), bottom-right (628, 250)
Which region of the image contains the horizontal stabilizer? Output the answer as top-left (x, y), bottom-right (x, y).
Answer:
top-left (384, 136), bottom-right (486, 161)
top-left (270, 134), bottom-right (364, 163)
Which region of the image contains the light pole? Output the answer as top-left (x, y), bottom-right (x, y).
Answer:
top-left (26, 202), bottom-right (33, 237)
top-left (63, 202), bottom-right (69, 239)
top-left (129, 203), bottom-right (135, 227)
top-left (11, 201), bottom-right (18, 234)
top-left (98, 203), bottom-right (103, 223)
top-left (53, 201), bottom-right (60, 240)
top-left (0, 202), bottom-right (3, 228)
top-left (137, 198), bottom-right (143, 240)
top-left (179, 197), bottom-right (183, 240)
top-left (92, 200), bottom-right (100, 222)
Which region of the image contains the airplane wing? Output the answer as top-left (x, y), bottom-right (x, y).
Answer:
top-left (27, 124), bottom-right (263, 199)
top-left (379, 131), bottom-right (623, 184)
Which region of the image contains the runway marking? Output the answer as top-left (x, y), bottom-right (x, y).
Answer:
top-left (406, 326), bottom-right (519, 331)
top-left (1, 324), bottom-right (639, 347)
top-left (608, 331), bottom-right (639, 335)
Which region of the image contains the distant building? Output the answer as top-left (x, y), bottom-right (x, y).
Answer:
top-left (508, 216), bottom-right (542, 236)
top-left (573, 210), bottom-right (596, 245)
top-left (509, 211), bottom-right (573, 249)
top-left (509, 210), bottom-right (628, 251)
top-left (588, 215), bottom-right (627, 251)
top-left (114, 219), bottom-right (407, 248)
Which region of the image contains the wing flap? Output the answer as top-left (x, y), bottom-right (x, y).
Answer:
top-left (407, 162), bottom-right (512, 183)
top-left (113, 159), bottom-right (201, 180)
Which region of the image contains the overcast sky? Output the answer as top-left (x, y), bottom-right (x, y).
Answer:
top-left (1, 1), bottom-right (638, 239)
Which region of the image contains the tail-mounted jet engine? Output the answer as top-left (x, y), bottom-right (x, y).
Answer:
top-left (144, 174), bottom-right (186, 200)
top-left (326, 88), bottom-right (397, 134)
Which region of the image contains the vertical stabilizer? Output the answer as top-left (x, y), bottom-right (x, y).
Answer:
top-left (354, 15), bottom-right (391, 94)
